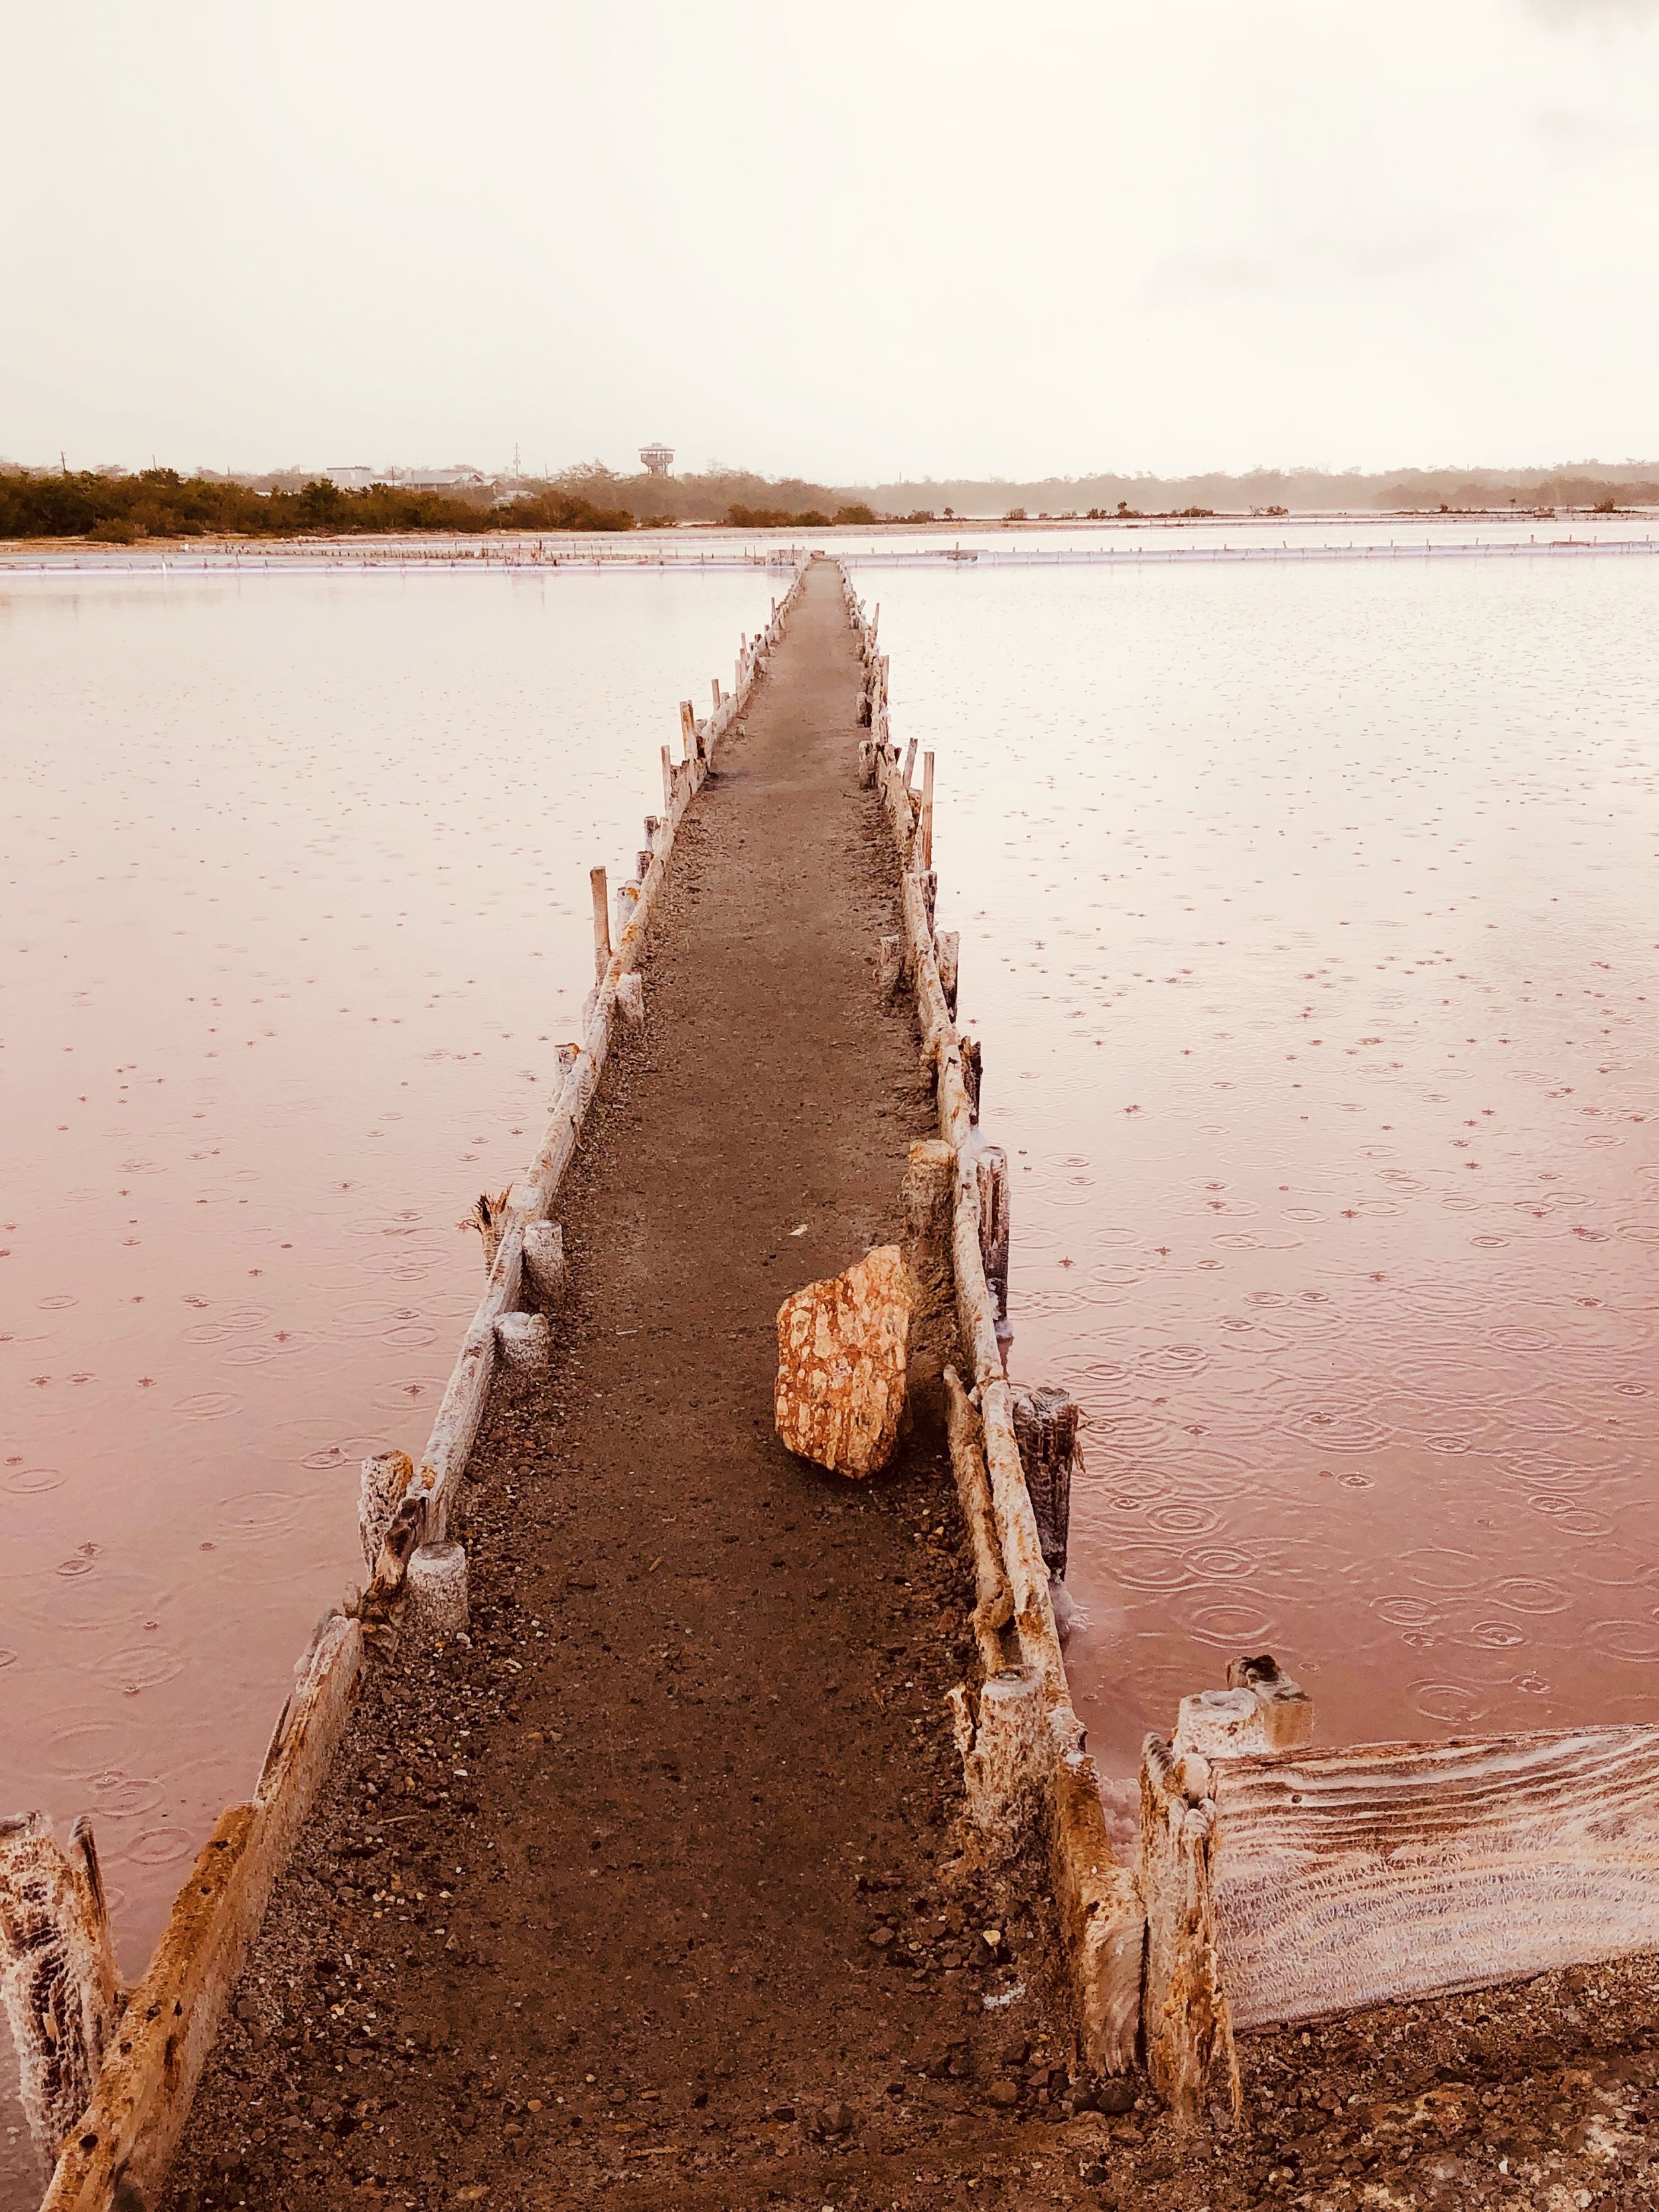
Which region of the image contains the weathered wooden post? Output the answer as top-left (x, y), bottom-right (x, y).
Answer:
top-left (918, 751), bottom-right (936, 874)
top-left (616, 970), bottom-right (645, 1024)
top-left (589, 865), bottom-right (611, 984)
top-left (902, 736), bottom-right (918, 789)
top-left (359, 1449), bottom-right (415, 1573)
top-left (660, 745), bottom-right (674, 815)
top-left (494, 1311), bottom-right (551, 1380)
top-left (0, 1812), bottom-right (123, 2178)
top-left (975, 1143), bottom-right (1009, 1321)
top-left (961, 1034), bottom-right (983, 1123)
top-left (405, 1542), bottom-right (469, 1644)
top-left (680, 700), bottom-right (698, 759)
top-left (1011, 1383), bottom-right (1078, 1581)
top-left (709, 677), bottom-right (721, 715)
top-left (523, 1220), bottom-right (566, 1302)
top-left (937, 928), bottom-right (960, 1018)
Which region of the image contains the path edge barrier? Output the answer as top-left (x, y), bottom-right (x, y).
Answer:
top-left (18, 561), bottom-right (810, 2212)
top-left (835, 563), bottom-right (1145, 2081)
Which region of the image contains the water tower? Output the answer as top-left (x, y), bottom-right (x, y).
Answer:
top-left (639, 441), bottom-right (674, 479)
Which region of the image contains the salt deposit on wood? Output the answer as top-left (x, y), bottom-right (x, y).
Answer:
top-left (616, 970), bottom-right (644, 1023)
top-left (404, 1542), bottom-right (470, 1644)
top-left (0, 1814), bottom-right (122, 2177)
top-left (1009, 1384), bottom-right (1079, 1583)
top-left (774, 1244), bottom-right (912, 1477)
top-left (494, 1309), bottom-right (551, 1377)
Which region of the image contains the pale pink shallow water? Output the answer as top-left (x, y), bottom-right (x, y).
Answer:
top-left (0, 570), bottom-right (773, 2192)
top-left (873, 554), bottom-right (1659, 1842)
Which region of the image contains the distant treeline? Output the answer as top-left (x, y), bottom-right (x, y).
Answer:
top-left (555, 459), bottom-right (1659, 522)
top-left (0, 468), bottom-right (635, 541)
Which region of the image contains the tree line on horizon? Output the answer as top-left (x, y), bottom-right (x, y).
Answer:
top-left (3, 458), bottom-right (1655, 542)
top-left (0, 467), bottom-right (638, 541)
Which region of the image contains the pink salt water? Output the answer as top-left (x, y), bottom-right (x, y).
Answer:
top-left (873, 552), bottom-right (1659, 1842)
top-left (0, 568), bottom-right (773, 2191)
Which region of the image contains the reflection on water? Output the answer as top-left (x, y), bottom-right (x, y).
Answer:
top-left (874, 554), bottom-right (1659, 1826)
top-left (0, 568), bottom-right (772, 2193)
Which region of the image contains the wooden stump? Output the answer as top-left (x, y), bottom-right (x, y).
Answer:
top-left (1011, 1384), bottom-right (1078, 1581)
top-left (494, 1311), bottom-right (551, 1378)
top-left (523, 1220), bottom-right (566, 1303)
top-left (358, 1449), bottom-right (415, 1575)
top-left (0, 1812), bottom-right (122, 2178)
top-left (404, 1542), bottom-right (469, 1644)
top-left (775, 1246), bottom-right (912, 1477)
top-left (936, 928), bottom-right (960, 1019)
top-left (1140, 1738), bottom-right (1240, 2127)
top-left (954, 1664), bottom-right (1049, 1863)
top-left (961, 1035), bottom-right (983, 1123)
top-left (616, 970), bottom-right (644, 1025)
top-left (974, 1144), bottom-right (1009, 1321)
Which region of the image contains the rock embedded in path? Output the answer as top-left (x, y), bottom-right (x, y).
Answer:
top-left (774, 1244), bottom-right (912, 1476)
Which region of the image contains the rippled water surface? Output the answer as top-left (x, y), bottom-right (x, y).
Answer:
top-left (874, 555), bottom-right (1659, 1832)
top-left (0, 569), bottom-right (773, 2191)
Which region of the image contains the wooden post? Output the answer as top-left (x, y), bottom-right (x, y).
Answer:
top-left (975, 1143), bottom-right (1008, 1319)
top-left (404, 1543), bottom-right (469, 1645)
top-left (660, 745), bottom-right (674, 814)
top-left (680, 700), bottom-right (697, 759)
top-left (616, 970), bottom-right (644, 1024)
top-left (1011, 1384), bottom-right (1078, 1582)
top-left (589, 865), bottom-right (611, 984)
top-left (0, 1812), bottom-right (123, 2178)
top-left (902, 736), bottom-right (918, 788)
top-left (918, 750), bottom-right (935, 873)
top-left (359, 1449), bottom-right (415, 1574)
top-left (961, 1035), bottom-right (983, 1123)
top-left (857, 738), bottom-right (876, 788)
top-left (710, 677), bottom-right (721, 713)
top-left (937, 928), bottom-right (960, 1018)
top-left (523, 1220), bottom-right (566, 1303)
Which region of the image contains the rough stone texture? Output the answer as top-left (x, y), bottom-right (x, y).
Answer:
top-left (775, 1243), bottom-right (912, 1477)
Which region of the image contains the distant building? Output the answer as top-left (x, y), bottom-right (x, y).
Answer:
top-left (639, 442), bottom-right (674, 479)
top-left (325, 465), bottom-right (380, 490)
top-left (394, 467), bottom-right (488, 492)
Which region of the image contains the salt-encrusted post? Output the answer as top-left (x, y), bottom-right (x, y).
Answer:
top-left (660, 745), bottom-right (674, 814)
top-left (589, 866), bottom-right (611, 984)
top-left (975, 1145), bottom-right (1010, 1324)
top-left (0, 1812), bottom-right (123, 2178)
top-left (680, 700), bottom-right (699, 760)
top-left (1011, 1384), bottom-right (1078, 1581)
top-left (918, 751), bottom-right (936, 874)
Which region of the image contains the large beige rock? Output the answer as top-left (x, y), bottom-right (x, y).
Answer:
top-left (775, 1244), bottom-right (912, 1476)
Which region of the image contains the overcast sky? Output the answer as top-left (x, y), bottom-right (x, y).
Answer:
top-left (5, 0), bottom-right (1656, 480)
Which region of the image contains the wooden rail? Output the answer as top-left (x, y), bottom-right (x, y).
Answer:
top-left (837, 563), bottom-right (1143, 2077)
top-left (5, 561), bottom-right (810, 2210)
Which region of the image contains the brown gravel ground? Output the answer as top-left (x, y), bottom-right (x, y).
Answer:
top-left (160, 565), bottom-right (1659, 2212)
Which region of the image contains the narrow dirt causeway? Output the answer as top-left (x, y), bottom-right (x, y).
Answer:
top-left (164, 563), bottom-right (1089, 2211)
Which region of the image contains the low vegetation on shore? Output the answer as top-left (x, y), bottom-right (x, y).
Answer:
top-left (0, 468), bottom-right (635, 541)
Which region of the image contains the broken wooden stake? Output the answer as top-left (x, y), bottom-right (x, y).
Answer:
top-left (974, 1145), bottom-right (1009, 1323)
top-left (936, 928), bottom-right (959, 1018)
top-left (1011, 1384), bottom-right (1078, 1582)
top-left (358, 1450), bottom-right (415, 1575)
top-left (0, 1812), bottom-right (123, 2178)
top-left (877, 933), bottom-right (906, 1001)
top-left (616, 970), bottom-right (644, 1024)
